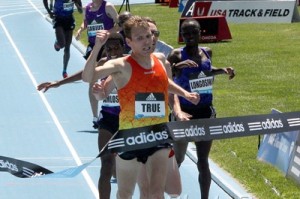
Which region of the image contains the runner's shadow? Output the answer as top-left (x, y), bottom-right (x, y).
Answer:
top-left (77, 130), bottom-right (98, 134)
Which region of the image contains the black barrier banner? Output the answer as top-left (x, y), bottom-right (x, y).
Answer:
top-left (0, 156), bottom-right (53, 178)
top-left (108, 111), bottom-right (300, 152)
top-left (167, 110), bottom-right (300, 142)
top-left (1, 111), bottom-right (300, 178)
top-left (107, 123), bottom-right (172, 152)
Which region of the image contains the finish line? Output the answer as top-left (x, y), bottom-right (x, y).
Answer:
top-left (1, 111), bottom-right (300, 178)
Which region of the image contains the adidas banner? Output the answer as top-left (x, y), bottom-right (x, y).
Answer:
top-left (167, 111), bottom-right (300, 142)
top-left (108, 123), bottom-right (172, 152)
top-left (1, 111), bottom-right (300, 178)
top-left (0, 156), bottom-right (53, 178)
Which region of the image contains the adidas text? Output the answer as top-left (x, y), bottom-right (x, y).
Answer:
top-left (126, 131), bottom-right (168, 145)
top-left (185, 125), bottom-right (205, 137)
top-left (262, 119), bottom-right (283, 129)
top-left (223, 122), bottom-right (245, 133)
top-left (0, 159), bottom-right (18, 172)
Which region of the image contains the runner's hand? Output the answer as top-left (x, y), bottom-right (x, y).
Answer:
top-left (92, 81), bottom-right (106, 100)
top-left (95, 30), bottom-right (109, 48)
top-left (37, 81), bottom-right (59, 92)
top-left (185, 92), bottom-right (200, 105)
top-left (224, 67), bottom-right (235, 80)
top-left (175, 111), bottom-right (192, 121)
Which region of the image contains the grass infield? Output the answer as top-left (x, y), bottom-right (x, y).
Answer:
top-left (74, 4), bottom-right (300, 198)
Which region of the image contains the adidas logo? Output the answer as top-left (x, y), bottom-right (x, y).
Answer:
top-left (198, 71), bottom-right (206, 78)
top-left (146, 93), bottom-right (156, 101)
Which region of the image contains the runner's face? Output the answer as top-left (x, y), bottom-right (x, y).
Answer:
top-left (127, 26), bottom-right (153, 55)
top-left (105, 40), bottom-right (124, 59)
top-left (181, 23), bottom-right (200, 46)
top-left (148, 22), bottom-right (160, 52)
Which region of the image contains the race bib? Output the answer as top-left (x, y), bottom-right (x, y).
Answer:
top-left (87, 23), bottom-right (104, 37)
top-left (189, 71), bottom-right (213, 94)
top-left (102, 93), bottom-right (119, 107)
top-left (135, 93), bottom-right (165, 119)
top-left (63, 2), bottom-right (74, 12)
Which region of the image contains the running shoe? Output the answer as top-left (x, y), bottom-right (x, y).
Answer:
top-left (54, 41), bottom-right (60, 51)
top-left (62, 71), bottom-right (68, 78)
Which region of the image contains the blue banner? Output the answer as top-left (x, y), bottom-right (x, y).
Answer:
top-left (257, 109), bottom-right (300, 174)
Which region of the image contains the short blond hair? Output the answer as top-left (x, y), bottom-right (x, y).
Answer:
top-left (123, 15), bottom-right (149, 39)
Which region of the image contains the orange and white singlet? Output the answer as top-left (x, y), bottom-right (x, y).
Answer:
top-left (118, 54), bottom-right (169, 130)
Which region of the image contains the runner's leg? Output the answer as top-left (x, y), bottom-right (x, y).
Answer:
top-left (173, 140), bottom-right (188, 167)
top-left (63, 29), bottom-right (72, 73)
top-left (116, 156), bottom-right (140, 199)
top-left (195, 140), bottom-right (213, 199)
top-left (89, 82), bottom-right (99, 128)
top-left (165, 155), bottom-right (182, 197)
top-left (98, 128), bottom-right (115, 199)
top-left (55, 26), bottom-right (65, 49)
top-left (146, 149), bottom-right (169, 199)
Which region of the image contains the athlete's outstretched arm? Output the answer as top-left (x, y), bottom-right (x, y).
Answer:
top-left (37, 70), bottom-right (83, 92)
top-left (168, 78), bottom-right (200, 105)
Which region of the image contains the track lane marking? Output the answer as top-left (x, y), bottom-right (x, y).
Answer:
top-left (0, 2), bottom-right (98, 198)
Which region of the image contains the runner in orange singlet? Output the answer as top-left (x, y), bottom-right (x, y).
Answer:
top-left (82, 16), bottom-right (200, 199)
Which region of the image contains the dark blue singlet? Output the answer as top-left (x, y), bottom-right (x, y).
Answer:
top-left (173, 47), bottom-right (213, 108)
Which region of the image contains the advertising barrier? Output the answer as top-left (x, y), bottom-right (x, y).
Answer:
top-left (257, 109), bottom-right (300, 185)
top-left (2, 111), bottom-right (300, 178)
top-left (181, 0), bottom-right (300, 23)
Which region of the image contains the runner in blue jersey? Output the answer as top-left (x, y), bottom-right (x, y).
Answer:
top-left (167, 18), bottom-right (235, 199)
top-left (75, 0), bottom-right (118, 128)
top-left (43, 0), bottom-right (83, 78)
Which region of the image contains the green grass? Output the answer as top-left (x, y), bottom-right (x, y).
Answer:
top-left (74, 4), bottom-right (300, 198)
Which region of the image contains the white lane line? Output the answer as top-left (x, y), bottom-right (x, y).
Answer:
top-left (0, 4), bottom-right (98, 199)
top-left (27, 0), bottom-right (46, 17)
top-left (0, 11), bottom-right (36, 19)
